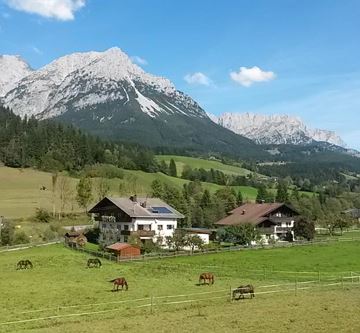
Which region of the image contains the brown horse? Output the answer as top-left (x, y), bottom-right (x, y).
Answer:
top-left (232, 284), bottom-right (255, 300)
top-left (17, 260), bottom-right (33, 270)
top-left (199, 272), bottom-right (214, 285)
top-left (109, 277), bottom-right (128, 291)
top-left (87, 258), bottom-right (102, 268)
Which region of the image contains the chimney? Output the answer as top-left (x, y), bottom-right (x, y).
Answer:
top-left (130, 195), bottom-right (138, 203)
top-left (242, 210), bottom-right (246, 215)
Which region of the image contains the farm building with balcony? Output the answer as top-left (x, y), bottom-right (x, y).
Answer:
top-left (215, 203), bottom-right (299, 243)
top-left (89, 196), bottom-right (184, 246)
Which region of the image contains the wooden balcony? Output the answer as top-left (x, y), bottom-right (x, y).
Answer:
top-left (132, 230), bottom-right (155, 237)
top-left (275, 226), bottom-right (293, 233)
top-left (269, 217), bottom-right (295, 224)
top-left (257, 227), bottom-right (275, 235)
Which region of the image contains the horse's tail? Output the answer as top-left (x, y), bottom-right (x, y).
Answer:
top-left (109, 279), bottom-right (117, 283)
top-left (211, 275), bottom-right (215, 284)
top-left (125, 281), bottom-right (128, 290)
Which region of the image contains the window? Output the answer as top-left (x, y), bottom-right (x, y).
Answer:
top-left (158, 225), bottom-right (163, 231)
top-left (124, 225), bottom-right (129, 231)
top-left (124, 236), bottom-right (128, 242)
top-left (167, 225), bottom-right (174, 230)
top-left (138, 224), bottom-right (151, 231)
top-left (117, 225), bottom-right (121, 230)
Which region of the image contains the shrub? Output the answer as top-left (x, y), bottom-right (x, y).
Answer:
top-left (42, 226), bottom-right (58, 241)
top-left (0, 220), bottom-right (15, 245)
top-left (84, 164), bottom-right (124, 179)
top-left (84, 227), bottom-right (100, 244)
top-left (141, 240), bottom-right (160, 254)
top-left (13, 230), bottom-right (30, 244)
top-left (202, 242), bottom-right (221, 251)
top-left (34, 208), bottom-right (52, 223)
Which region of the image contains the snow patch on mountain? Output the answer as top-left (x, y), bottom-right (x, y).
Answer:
top-left (210, 112), bottom-right (347, 147)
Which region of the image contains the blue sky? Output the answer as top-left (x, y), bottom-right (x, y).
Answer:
top-left (0, 0), bottom-right (359, 149)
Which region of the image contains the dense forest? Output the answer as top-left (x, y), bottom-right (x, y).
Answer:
top-left (0, 106), bottom-right (158, 172)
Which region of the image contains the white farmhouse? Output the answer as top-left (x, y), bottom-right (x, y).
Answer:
top-left (89, 196), bottom-right (184, 245)
top-left (215, 203), bottom-right (299, 243)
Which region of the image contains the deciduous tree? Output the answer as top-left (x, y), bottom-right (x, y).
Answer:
top-left (76, 176), bottom-right (93, 213)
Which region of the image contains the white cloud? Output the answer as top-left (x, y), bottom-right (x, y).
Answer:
top-left (230, 66), bottom-right (275, 87)
top-left (4, 0), bottom-right (86, 21)
top-left (32, 46), bottom-right (43, 55)
top-left (184, 72), bottom-right (212, 86)
top-left (131, 55), bottom-right (148, 66)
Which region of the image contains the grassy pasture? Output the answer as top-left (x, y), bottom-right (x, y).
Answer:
top-left (0, 167), bottom-right (80, 218)
top-left (0, 167), bottom-right (259, 218)
top-left (1, 241), bottom-right (360, 332)
top-left (155, 155), bottom-right (253, 176)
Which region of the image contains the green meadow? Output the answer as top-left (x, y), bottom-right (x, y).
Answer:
top-left (0, 166), bottom-right (259, 219)
top-left (0, 241), bottom-right (359, 332)
top-left (155, 155), bottom-right (253, 176)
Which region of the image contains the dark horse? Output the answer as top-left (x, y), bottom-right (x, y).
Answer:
top-left (232, 284), bottom-right (255, 300)
top-left (17, 260), bottom-right (33, 270)
top-left (87, 258), bottom-right (102, 268)
top-left (110, 277), bottom-right (128, 291)
top-left (199, 272), bottom-right (214, 285)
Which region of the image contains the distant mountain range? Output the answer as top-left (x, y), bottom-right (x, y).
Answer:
top-left (0, 48), bottom-right (265, 159)
top-left (0, 48), bottom-right (356, 162)
top-left (209, 112), bottom-right (346, 147)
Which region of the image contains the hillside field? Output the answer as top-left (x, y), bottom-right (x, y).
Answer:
top-left (155, 155), bottom-right (253, 176)
top-left (0, 167), bottom-right (258, 219)
top-left (1, 241), bottom-right (359, 332)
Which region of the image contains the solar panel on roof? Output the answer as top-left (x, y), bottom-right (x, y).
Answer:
top-left (151, 206), bottom-right (172, 214)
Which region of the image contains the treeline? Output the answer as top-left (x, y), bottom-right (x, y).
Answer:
top-left (151, 179), bottom-right (243, 228)
top-left (0, 106), bottom-right (158, 172)
top-left (258, 162), bottom-right (346, 187)
top-left (159, 159), bottom-right (261, 187)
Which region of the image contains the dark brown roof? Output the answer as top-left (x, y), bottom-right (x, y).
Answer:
top-left (215, 203), bottom-right (296, 226)
top-left (106, 242), bottom-right (139, 251)
top-left (89, 197), bottom-right (184, 219)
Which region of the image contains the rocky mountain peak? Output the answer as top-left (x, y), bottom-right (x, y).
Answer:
top-left (0, 55), bottom-right (32, 97)
top-left (210, 112), bottom-right (346, 147)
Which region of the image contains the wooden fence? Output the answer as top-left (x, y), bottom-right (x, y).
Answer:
top-left (1, 275), bottom-right (359, 328)
top-left (66, 236), bottom-right (360, 263)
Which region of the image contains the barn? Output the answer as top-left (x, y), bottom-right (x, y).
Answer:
top-left (106, 242), bottom-right (141, 259)
top-left (64, 231), bottom-right (87, 248)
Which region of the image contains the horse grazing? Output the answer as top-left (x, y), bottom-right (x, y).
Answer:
top-left (199, 272), bottom-right (215, 285)
top-left (232, 284), bottom-right (255, 300)
top-left (16, 260), bottom-right (33, 270)
top-left (110, 277), bottom-right (128, 291)
top-left (87, 258), bottom-right (102, 268)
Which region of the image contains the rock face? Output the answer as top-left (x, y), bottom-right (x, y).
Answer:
top-left (210, 112), bottom-right (346, 147)
top-left (2, 47), bottom-right (205, 120)
top-left (0, 55), bottom-right (32, 97)
top-left (0, 48), bottom-right (264, 158)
